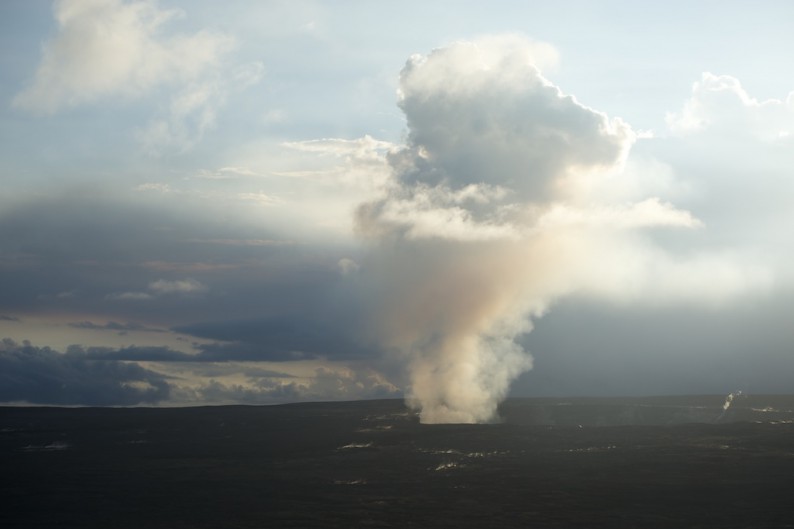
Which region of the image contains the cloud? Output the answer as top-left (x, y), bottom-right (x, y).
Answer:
top-left (68, 320), bottom-right (166, 333)
top-left (0, 338), bottom-right (170, 405)
top-left (136, 59), bottom-right (264, 154)
top-left (535, 198), bottom-right (703, 231)
top-left (0, 315), bottom-right (20, 322)
top-left (64, 343), bottom-right (307, 365)
top-left (63, 338), bottom-right (369, 366)
top-left (179, 366), bottom-right (399, 405)
top-left (193, 166), bottom-right (265, 180)
top-left (657, 72), bottom-right (794, 284)
top-left (666, 73), bottom-right (794, 140)
top-left (0, 337), bottom-right (398, 406)
top-left (12, 0), bottom-right (267, 154)
top-left (13, 0), bottom-right (232, 113)
top-left (516, 296), bottom-right (794, 398)
top-left (148, 278), bottom-right (207, 295)
top-left (353, 37), bottom-right (770, 424)
top-left (65, 343), bottom-right (193, 362)
top-left (107, 291), bottom-right (155, 301)
top-left (185, 239), bottom-right (295, 247)
top-left (135, 183), bottom-right (171, 192)
top-left (135, 79), bottom-right (224, 154)
top-left (337, 258), bottom-right (360, 275)
top-left (107, 278), bottom-right (208, 302)
top-left (393, 35), bottom-right (632, 202)
top-left (0, 193), bottom-right (318, 321)
top-left (279, 135), bottom-right (396, 187)
top-left (174, 316), bottom-right (374, 362)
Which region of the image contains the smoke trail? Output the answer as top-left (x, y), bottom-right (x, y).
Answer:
top-left (355, 36), bottom-right (759, 424)
top-left (716, 390), bottom-right (743, 422)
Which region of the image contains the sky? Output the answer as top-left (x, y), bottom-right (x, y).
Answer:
top-left (1, 0), bottom-right (794, 421)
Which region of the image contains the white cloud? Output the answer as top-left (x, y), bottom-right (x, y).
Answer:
top-left (536, 198), bottom-right (703, 231)
top-left (14, 0), bottom-right (233, 113)
top-left (278, 135), bottom-right (396, 190)
top-left (231, 61), bottom-right (265, 90)
top-left (193, 166), bottom-right (264, 180)
top-left (358, 188), bottom-right (520, 242)
top-left (337, 258), bottom-right (360, 275)
top-left (107, 291), bottom-right (154, 301)
top-left (667, 73), bottom-right (794, 141)
top-left (136, 79), bottom-right (225, 154)
top-left (135, 182), bottom-right (171, 192)
top-left (137, 62), bottom-right (263, 154)
top-left (394, 35), bottom-right (633, 202)
top-left (207, 135), bottom-right (397, 238)
top-left (148, 278), bottom-right (207, 295)
top-left (236, 191), bottom-right (280, 206)
top-left (187, 238), bottom-right (294, 247)
top-left (658, 72), bottom-right (794, 285)
top-left (107, 278), bottom-right (208, 301)
top-left (13, 0), bottom-right (268, 155)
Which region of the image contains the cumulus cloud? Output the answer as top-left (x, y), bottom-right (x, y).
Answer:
top-left (13, 0), bottom-right (232, 113)
top-left (13, 0), bottom-right (263, 154)
top-left (667, 73), bottom-right (794, 140)
top-left (354, 37), bottom-right (770, 424)
top-left (393, 35), bottom-right (632, 201)
top-left (658, 72), bottom-right (794, 283)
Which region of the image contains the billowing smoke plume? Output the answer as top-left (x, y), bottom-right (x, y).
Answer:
top-left (355, 36), bottom-right (764, 424)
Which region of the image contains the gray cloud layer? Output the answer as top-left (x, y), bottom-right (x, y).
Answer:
top-left (0, 338), bottom-right (398, 406)
top-left (0, 338), bottom-right (169, 406)
top-left (0, 192), bottom-right (347, 325)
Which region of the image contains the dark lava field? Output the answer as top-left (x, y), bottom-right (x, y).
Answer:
top-left (2, 396), bottom-right (794, 528)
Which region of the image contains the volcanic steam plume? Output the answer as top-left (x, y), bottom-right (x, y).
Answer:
top-left (356, 36), bottom-right (749, 423)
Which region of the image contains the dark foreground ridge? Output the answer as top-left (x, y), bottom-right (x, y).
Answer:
top-left (2, 396), bottom-right (794, 528)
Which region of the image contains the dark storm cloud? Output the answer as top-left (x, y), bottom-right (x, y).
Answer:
top-left (175, 316), bottom-right (375, 362)
top-left (0, 195), bottom-right (202, 314)
top-left (514, 295), bottom-right (794, 398)
top-left (0, 192), bottom-right (347, 325)
top-left (0, 338), bottom-right (170, 405)
top-left (1, 193), bottom-right (184, 266)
